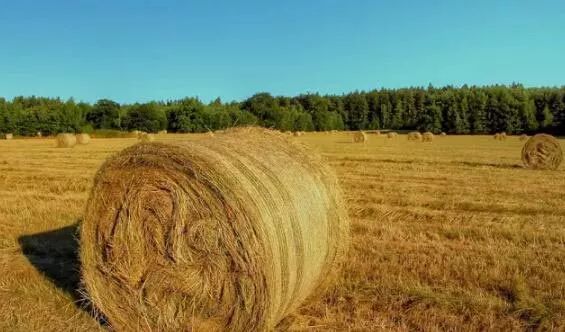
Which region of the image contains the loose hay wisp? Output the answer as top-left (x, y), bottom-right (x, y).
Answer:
top-left (55, 133), bottom-right (77, 148)
top-left (80, 127), bottom-right (350, 331)
top-left (521, 134), bottom-right (563, 170)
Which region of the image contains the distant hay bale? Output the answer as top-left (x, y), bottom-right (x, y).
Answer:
top-left (2, 133), bottom-right (13, 140)
top-left (293, 131), bottom-right (302, 137)
top-left (128, 130), bottom-right (141, 138)
top-left (387, 132), bottom-right (397, 138)
top-left (407, 131), bottom-right (422, 141)
top-left (521, 134), bottom-right (563, 170)
top-left (138, 132), bottom-right (155, 142)
top-left (80, 127), bottom-right (349, 331)
top-left (37, 131), bottom-right (42, 137)
top-left (422, 132), bottom-right (434, 142)
top-left (55, 133), bottom-right (77, 148)
top-left (76, 133), bottom-right (91, 145)
top-left (158, 130), bottom-right (168, 135)
top-left (331, 130), bottom-right (338, 133)
top-left (440, 132), bottom-right (447, 136)
top-left (494, 133), bottom-right (507, 141)
top-left (352, 131), bottom-right (367, 143)
top-left (207, 131), bottom-right (215, 137)
top-left (375, 130), bottom-right (381, 136)
top-left (520, 134), bottom-right (529, 141)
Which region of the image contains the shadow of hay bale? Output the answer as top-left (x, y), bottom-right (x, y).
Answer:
top-left (18, 224), bottom-right (107, 327)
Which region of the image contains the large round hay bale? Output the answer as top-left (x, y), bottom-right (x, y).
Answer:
top-left (80, 127), bottom-right (349, 331)
top-left (521, 134), bottom-right (563, 170)
top-left (352, 131), bottom-right (367, 143)
top-left (138, 132), bottom-right (155, 142)
top-left (55, 133), bottom-right (77, 148)
top-left (76, 133), bottom-right (91, 145)
top-left (2, 133), bottom-right (13, 140)
top-left (387, 132), bottom-right (397, 139)
top-left (422, 132), bottom-right (434, 142)
top-left (407, 131), bottom-right (422, 141)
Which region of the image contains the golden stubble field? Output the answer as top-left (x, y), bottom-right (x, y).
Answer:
top-left (0, 132), bottom-right (564, 331)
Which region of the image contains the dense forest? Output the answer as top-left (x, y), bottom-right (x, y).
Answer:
top-left (1, 84), bottom-right (564, 136)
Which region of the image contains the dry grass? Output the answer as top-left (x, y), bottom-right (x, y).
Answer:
top-left (1, 132), bottom-right (565, 331)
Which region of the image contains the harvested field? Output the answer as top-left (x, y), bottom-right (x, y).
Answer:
top-left (0, 132), bottom-right (564, 331)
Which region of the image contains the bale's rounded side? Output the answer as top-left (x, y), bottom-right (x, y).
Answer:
top-left (407, 131), bottom-right (422, 141)
top-left (55, 133), bottom-right (77, 148)
top-left (80, 127), bottom-right (349, 331)
top-left (521, 134), bottom-right (563, 170)
top-left (422, 132), bottom-right (434, 142)
top-left (76, 133), bottom-right (91, 145)
top-left (352, 131), bottom-right (367, 143)
top-left (138, 132), bottom-right (155, 142)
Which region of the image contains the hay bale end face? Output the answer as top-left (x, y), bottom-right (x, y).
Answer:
top-left (2, 133), bottom-right (13, 140)
top-left (422, 132), bottom-right (434, 142)
top-left (407, 131), bottom-right (422, 141)
top-left (521, 133), bottom-right (563, 170)
top-left (76, 133), bottom-right (91, 145)
top-left (81, 127), bottom-right (349, 331)
top-left (352, 131), bottom-right (367, 143)
top-left (55, 133), bottom-right (77, 148)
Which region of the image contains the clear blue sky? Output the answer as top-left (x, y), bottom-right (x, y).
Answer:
top-left (0, 0), bottom-right (564, 103)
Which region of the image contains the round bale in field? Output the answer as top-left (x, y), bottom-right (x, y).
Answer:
top-left (2, 133), bottom-right (13, 140)
top-left (138, 132), bottom-right (155, 142)
top-left (352, 131), bottom-right (367, 143)
top-left (387, 132), bottom-right (398, 138)
top-left (407, 131), bottom-right (422, 141)
top-left (76, 133), bottom-right (91, 145)
top-left (80, 127), bottom-right (349, 331)
top-left (520, 134), bottom-right (529, 141)
top-left (422, 132), bottom-right (434, 142)
top-left (521, 134), bottom-right (563, 170)
top-left (158, 130), bottom-right (167, 135)
top-left (440, 132), bottom-right (447, 136)
top-left (55, 133), bottom-right (77, 148)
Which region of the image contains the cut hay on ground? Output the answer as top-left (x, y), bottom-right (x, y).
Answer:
top-left (2, 133), bottom-right (13, 140)
top-left (422, 132), bottom-right (434, 142)
top-left (80, 127), bottom-right (349, 331)
top-left (352, 131), bottom-right (367, 143)
top-left (76, 133), bottom-right (91, 145)
top-left (55, 133), bottom-right (77, 148)
top-left (407, 131), bottom-right (422, 141)
top-left (138, 132), bottom-right (155, 142)
top-left (521, 134), bottom-right (563, 170)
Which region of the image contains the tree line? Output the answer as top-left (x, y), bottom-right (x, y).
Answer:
top-left (1, 84), bottom-right (564, 136)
